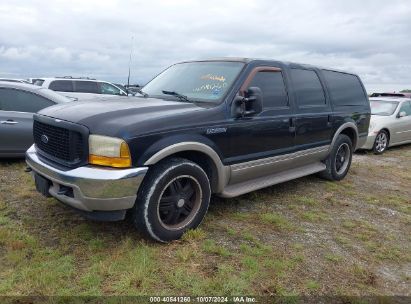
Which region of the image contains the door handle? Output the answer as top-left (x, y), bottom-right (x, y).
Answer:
top-left (327, 114), bottom-right (333, 127)
top-left (289, 117), bottom-right (296, 133)
top-left (0, 120), bottom-right (18, 125)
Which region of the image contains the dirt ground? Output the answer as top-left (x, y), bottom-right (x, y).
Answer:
top-left (0, 145), bottom-right (410, 296)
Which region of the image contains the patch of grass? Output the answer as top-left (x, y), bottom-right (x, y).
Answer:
top-left (351, 264), bottom-right (376, 286)
top-left (232, 212), bottom-right (251, 220)
top-left (300, 211), bottom-right (328, 222)
top-left (202, 240), bottom-right (231, 257)
top-left (175, 246), bottom-right (198, 262)
top-left (260, 212), bottom-right (293, 231)
top-left (305, 280), bottom-right (320, 290)
top-left (182, 228), bottom-right (206, 241)
top-left (225, 226), bottom-right (237, 236)
top-left (324, 253), bottom-right (342, 262)
top-left (242, 232), bottom-right (257, 242)
top-left (296, 196), bottom-right (319, 207)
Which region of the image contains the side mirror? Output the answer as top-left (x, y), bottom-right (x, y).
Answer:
top-left (398, 111), bottom-right (407, 118)
top-left (231, 87), bottom-right (263, 118)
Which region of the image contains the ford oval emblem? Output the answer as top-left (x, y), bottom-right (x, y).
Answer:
top-left (41, 134), bottom-right (49, 144)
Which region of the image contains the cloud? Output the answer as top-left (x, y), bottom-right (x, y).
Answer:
top-left (0, 0), bottom-right (410, 92)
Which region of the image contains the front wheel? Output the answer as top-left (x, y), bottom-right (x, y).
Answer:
top-left (373, 130), bottom-right (389, 154)
top-left (319, 134), bottom-right (353, 181)
top-left (132, 158), bottom-right (211, 242)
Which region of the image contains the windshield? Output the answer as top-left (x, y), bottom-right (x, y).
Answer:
top-left (142, 61), bottom-right (245, 102)
top-left (370, 100), bottom-right (399, 116)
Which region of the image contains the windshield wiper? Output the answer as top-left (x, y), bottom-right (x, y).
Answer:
top-left (161, 90), bottom-right (191, 103)
top-left (135, 88), bottom-right (149, 98)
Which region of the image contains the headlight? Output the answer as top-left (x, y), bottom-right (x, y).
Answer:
top-left (88, 135), bottom-right (131, 168)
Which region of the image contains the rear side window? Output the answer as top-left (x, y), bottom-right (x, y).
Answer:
top-left (247, 71), bottom-right (288, 108)
top-left (0, 88), bottom-right (54, 112)
top-left (74, 81), bottom-right (99, 93)
top-left (290, 69), bottom-right (326, 107)
top-left (49, 80), bottom-right (74, 92)
top-left (322, 70), bottom-right (367, 106)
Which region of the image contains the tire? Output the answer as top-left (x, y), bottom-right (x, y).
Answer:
top-left (132, 157), bottom-right (211, 242)
top-left (319, 134), bottom-right (353, 181)
top-left (372, 130), bottom-right (389, 154)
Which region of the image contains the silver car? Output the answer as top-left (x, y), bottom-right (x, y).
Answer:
top-left (361, 97), bottom-right (411, 154)
top-left (0, 82), bottom-right (71, 157)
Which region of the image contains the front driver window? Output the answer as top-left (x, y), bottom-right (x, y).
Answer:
top-left (399, 101), bottom-right (411, 116)
top-left (100, 83), bottom-right (121, 95)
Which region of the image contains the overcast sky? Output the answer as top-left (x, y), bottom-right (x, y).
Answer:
top-left (1, 0), bottom-right (411, 92)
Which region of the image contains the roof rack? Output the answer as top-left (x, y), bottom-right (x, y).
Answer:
top-left (55, 76), bottom-right (97, 80)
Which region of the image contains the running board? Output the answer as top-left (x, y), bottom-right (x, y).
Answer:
top-left (219, 162), bottom-right (326, 198)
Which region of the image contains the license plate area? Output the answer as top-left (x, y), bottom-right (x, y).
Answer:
top-left (34, 173), bottom-right (52, 197)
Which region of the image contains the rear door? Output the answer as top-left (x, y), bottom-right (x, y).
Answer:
top-left (289, 68), bottom-right (333, 151)
top-left (0, 88), bottom-right (55, 155)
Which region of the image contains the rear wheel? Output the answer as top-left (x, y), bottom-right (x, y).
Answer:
top-left (319, 134), bottom-right (353, 181)
top-left (373, 130), bottom-right (389, 154)
top-left (132, 158), bottom-right (211, 242)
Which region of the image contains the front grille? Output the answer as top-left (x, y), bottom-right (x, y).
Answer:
top-left (33, 119), bottom-right (87, 167)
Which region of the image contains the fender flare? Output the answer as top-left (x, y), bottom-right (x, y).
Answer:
top-left (330, 122), bottom-right (359, 151)
top-left (144, 141), bottom-right (230, 193)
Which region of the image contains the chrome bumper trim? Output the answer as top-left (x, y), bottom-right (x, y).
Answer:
top-left (25, 145), bottom-right (148, 212)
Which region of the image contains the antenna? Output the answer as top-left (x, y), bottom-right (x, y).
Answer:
top-left (127, 35), bottom-right (134, 87)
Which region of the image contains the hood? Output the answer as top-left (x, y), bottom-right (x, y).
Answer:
top-left (38, 96), bottom-right (207, 137)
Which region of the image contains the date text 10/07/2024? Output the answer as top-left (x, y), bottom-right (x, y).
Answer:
top-left (149, 296), bottom-right (257, 303)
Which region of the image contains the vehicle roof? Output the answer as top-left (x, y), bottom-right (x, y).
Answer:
top-left (37, 77), bottom-right (110, 82)
top-left (180, 57), bottom-right (355, 75)
top-left (369, 97), bottom-right (411, 102)
top-left (0, 81), bottom-right (44, 92)
top-left (0, 81), bottom-right (70, 103)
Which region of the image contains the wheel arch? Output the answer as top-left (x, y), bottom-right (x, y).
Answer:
top-left (143, 142), bottom-right (229, 193)
top-left (331, 122), bottom-right (359, 151)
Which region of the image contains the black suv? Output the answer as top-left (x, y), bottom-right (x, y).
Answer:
top-left (26, 58), bottom-right (370, 242)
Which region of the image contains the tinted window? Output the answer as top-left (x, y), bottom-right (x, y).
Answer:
top-left (322, 70), bottom-right (367, 106)
top-left (290, 69), bottom-right (326, 106)
top-left (248, 71), bottom-right (288, 108)
top-left (99, 82), bottom-right (121, 95)
top-left (399, 101), bottom-right (411, 116)
top-left (49, 80), bottom-right (74, 92)
top-left (74, 81), bottom-right (99, 93)
top-left (0, 88), bottom-right (54, 112)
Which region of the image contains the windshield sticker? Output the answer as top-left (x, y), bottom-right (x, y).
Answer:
top-left (201, 74), bottom-right (226, 82)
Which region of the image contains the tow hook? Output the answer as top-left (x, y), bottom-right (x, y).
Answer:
top-left (24, 167), bottom-right (32, 173)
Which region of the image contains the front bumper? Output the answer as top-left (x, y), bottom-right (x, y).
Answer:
top-left (26, 145), bottom-right (148, 217)
top-left (360, 133), bottom-right (377, 150)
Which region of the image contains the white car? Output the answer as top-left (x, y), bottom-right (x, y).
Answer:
top-left (361, 97), bottom-right (411, 154)
top-left (33, 77), bottom-right (128, 100)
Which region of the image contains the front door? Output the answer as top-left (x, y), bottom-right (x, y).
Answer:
top-left (227, 66), bottom-right (296, 183)
top-left (0, 88), bottom-right (55, 155)
top-left (391, 101), bottom-right (411, 143)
